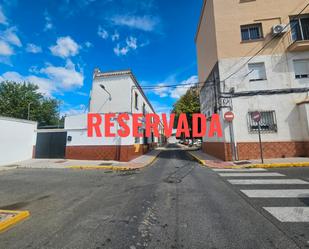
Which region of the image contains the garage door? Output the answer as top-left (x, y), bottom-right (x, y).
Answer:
top-left (35, 132), bottom-right (67, 159)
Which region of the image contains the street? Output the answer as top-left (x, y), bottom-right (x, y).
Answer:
top-left (1, 145), bottom-right (309, 249)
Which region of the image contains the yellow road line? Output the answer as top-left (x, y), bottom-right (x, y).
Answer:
top-left (0, 210), bottom-right (30, 233)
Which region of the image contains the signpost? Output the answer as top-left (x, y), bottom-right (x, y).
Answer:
top-left (224, 111), bottom-right (237, 161)
top-left (251, 111), bottom-right (264, 164)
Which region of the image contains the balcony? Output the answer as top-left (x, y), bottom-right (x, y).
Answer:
top-left (288, 40), bottom-right (309, 52)
top-left (288, 16), bottom-right (309, 52)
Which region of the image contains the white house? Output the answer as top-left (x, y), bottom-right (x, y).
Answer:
top-left (65, 69), bottom-right (165, 162)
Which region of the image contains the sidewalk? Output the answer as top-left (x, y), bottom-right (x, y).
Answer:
top-left (2, 148), bottom-right (163, 171)
top-left (188, 150), bottom-right (309, 169)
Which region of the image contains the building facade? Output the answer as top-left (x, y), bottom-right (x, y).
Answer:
top-left (65, 69), bottom-right (165, 162)
top-left (196, 0), bottom-right (309, 161)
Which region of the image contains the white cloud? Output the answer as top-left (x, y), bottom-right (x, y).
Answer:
top-left (1, 27), bottom-right (21, 47)
top-left (0, 60), bottom-right (84, 96)
top-left (126, 36), bottom-right (137, 49)
top-left (26, 43), bottom-right (42, 53)
top-left (0, 6), bottom-right (8, 25)
top-left (41, 60), bottom-right (84, 89)
top-left (170, 75), bottom-right (198, 99)
top-left (152, 75), bottom-right (198, 99)
top-left (153, 83), bottom-right (169, 97)
top-left (111, 30), bottom-right (120, 41)
top-left (0, 40), bottom-right (13, 55)
top-left (50, 36), bottom-right (80, 58)
top-left (113, 44), bottom-right (129, 56)
top-left (0, 26), bottom-right (22, 58)
top-left (113, 36), bottom-right (138, 56)
top-left (84, 41), bottom-right (92, 48)
top-left (97, 26), bottom-right (108, 39)
top-left (0, 71), bottom-right (55, 96)
top-left (44, 11), bottom-right (53, 31)
top-left (111, 15), bottom-right (159, 32)
top-left (61, 104), bottom-right (86, 116)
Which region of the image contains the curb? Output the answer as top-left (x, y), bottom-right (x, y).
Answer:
top-left (68, 151), bottom-right (162, 171)
top-left (245, 162), bottom-right (309, 168)
top-left (0, 210), bottom-right (30, 233)
top-left (187, 151), bottom-right (206, 166)
top-left (68, 165), bottom-right (134, 171)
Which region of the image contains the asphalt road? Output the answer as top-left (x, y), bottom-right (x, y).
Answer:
top-left (0, 146), bottom-right (308, 249)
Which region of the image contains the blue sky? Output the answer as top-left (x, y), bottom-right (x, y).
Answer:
top-left (0, 0), bottom-right (202, 116)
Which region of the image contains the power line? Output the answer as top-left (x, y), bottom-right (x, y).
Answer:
top-left (222, 1), bottom-right (309, 81)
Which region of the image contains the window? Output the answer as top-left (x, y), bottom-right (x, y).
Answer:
top-left (290, 15), bottom-right (309, 41)
top-left (294, 59), bottom-right (309, 79)
top-left (134, 92), bottom-right (139, 110)
top-left (248, 111), bottom-right (277, 132)
top-left (248, 62), bottom-right (267, 81)
top-left (241, 24), bottom-right (263, 41)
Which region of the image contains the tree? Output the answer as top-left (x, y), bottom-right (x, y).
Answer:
top-left (0, 81), bottom-right (60, 126)
top-left (172, 87), bottom-right (200, 141)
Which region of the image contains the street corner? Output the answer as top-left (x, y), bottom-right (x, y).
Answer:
top-left (0, 210), bottom-right (30, 233)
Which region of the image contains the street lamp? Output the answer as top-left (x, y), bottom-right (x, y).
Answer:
top-left (100, 84), bottom-right (112, 101)
top-left (27, 102), bottom-right (32, 120)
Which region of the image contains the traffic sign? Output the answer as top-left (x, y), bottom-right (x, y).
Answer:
top-left (224, 111), bottom-right (235, 122)
top-left (251, 111), bottom-right (261, 122)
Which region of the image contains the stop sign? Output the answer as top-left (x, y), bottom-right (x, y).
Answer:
top-left (251, 111), bottom-right (261, 122)
top-left (224, 111), bottom-right (235, 122)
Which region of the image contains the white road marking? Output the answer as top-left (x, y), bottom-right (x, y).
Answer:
top-left (219, 172), bottom-right (284, 177)
top-left (241, 189), bottom-right (309, 198)
top-left (228, 179), bottom-right (309, 185)
top-left (264, 207), bottom-right (309, 222)
top-left (212, 168), bottom-right (267, 172)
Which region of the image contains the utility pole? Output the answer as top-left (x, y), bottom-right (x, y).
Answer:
top-left (27, 102), bottom-right (32, 120)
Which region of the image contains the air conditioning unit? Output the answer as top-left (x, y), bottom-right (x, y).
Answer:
top-left (272, 24), bottom-right (288, 35)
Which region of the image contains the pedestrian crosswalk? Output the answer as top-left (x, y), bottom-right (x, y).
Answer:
top-left (219, 172), bottom-right (285, 177)
top-left (213, 167), bottom-right (309, 223)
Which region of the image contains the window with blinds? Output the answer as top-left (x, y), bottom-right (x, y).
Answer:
top-left (293, 59), bottom-right (309, 79)
top-left (248, 62), bottom-right (267, 81)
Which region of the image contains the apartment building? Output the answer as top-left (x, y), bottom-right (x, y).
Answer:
top-left (65, 69), bottom-right (165, 162)
top-left (196, 0), bottom-right (309, 161)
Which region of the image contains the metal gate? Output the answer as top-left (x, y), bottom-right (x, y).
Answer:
top-left (35, 131), bottom-right (67, 158)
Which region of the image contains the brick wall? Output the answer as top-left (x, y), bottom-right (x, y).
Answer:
top-left (203, 141), bottom-right (309, 161)
top-left (237, 141), bottom-right (309, 160)
top-left (202, 142), bottom-right (230, 161)
top-left (66, 144), bottom-right (150, 162)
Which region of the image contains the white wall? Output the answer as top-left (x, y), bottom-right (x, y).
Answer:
top-left (0, 117), bottom-right (37, 166)
top-left (89, 73), bottom-right (155, 116)
top-left (231, 93), bottom-right (308, 143)
top-left (65, 113), bottom-right (154, 146)
top-left (199, 52), bottom-right (309, 144)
